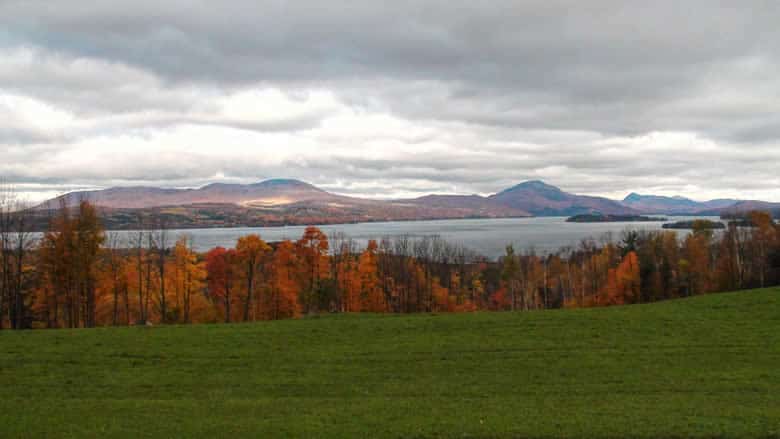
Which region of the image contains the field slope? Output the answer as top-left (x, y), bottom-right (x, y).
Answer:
top-left (1, 289), bottom-right (779, 438)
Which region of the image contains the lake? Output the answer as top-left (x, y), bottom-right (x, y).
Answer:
top-left (104, 216), bottom-right (714, 260)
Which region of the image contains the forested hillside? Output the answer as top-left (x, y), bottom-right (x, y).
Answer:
top-left (2, 195), bottom-right (779, 328)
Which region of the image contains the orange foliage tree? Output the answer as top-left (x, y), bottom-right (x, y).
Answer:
top-left (295, 226), bottom-right (330, 314)
top-left (170, 236), bottom-right (207, 323)
top-left (235, 234), bottom-right (271, 321)
top-left (603, 251), bottom-right (641, 305)
top-left (206, 247), bottom-right (238, 323)
top-left (358, 240), bottom-right (386, 312)
top-left (263, 240), bottom-right (301, 319)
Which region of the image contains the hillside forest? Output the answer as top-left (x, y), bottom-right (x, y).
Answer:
top-left (1, 195), bottom-right (779, 329)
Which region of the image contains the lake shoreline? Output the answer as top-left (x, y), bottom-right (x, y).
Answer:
top-left (34, 216), bottom-right (712, 260)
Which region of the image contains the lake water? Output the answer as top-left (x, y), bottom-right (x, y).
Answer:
top-left (106, 216), bottom-right (714, 260)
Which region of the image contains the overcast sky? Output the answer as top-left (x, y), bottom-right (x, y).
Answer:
top-left (1, 1), bottom-right (779, 202)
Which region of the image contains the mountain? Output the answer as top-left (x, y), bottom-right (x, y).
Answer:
top-left (488, 180), bottom-right (637, 216)
top-left (38, 179), bottom-right (334, 210)
top-left (621, 193), bottom-right (738, 214)
top-left (706, 200), bottom-right (780, 218)
top-left (403, 194), bottom-right (530, 217)
top-left (32, 178), bottom-right (778, 230)
top-left (33, 179), bottom-right (533, 230)
top-left (36, 179), bottom-right (540, 217)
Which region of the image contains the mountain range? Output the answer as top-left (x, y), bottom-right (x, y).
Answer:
top-left (33, 179), bottom-right (779, 230)
top-left (620, 193), bottom-right (780, 215)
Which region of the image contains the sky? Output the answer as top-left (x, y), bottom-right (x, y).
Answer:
top-left (1, 1), bottom-right (779, 203)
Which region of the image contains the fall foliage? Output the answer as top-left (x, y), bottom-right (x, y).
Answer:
top-left (2, 199), bottom-right (779, 329)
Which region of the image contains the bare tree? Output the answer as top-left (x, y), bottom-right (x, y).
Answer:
top-left (152, 218), bottom-right (170, 323)
top-left (0, 184), bottom-right (35, 329)
top-left (0, 184), bottom-right (10, 329)
top-left (105, 232), bottom-right (128, 325)
top-left (131, 215), bottom-right (148, 324)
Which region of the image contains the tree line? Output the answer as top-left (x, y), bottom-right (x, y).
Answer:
top-left (1, 196), bottom-right (779, 329)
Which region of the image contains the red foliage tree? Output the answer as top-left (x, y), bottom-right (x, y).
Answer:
top-left (264, 240), bottom-right (301, 319)
top-left (206, 247), bottom-right (238, 323)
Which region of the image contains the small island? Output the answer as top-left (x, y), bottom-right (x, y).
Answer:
top-left (662, 219), bottom-right (726, 230)
top-left (566, 214), bottom-right (668, 223)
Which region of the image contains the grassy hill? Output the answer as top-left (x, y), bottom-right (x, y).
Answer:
top-left (1, 289), bottom-right (779, 438)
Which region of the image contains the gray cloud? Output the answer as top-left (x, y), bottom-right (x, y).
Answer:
top-left (1, 1), bottom-right (779, 202)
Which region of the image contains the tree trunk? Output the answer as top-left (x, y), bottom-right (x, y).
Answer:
top-left (243, 264), bottom-right (254, 322)
top-left (123, 284), bottom-right (130, 325)
top-left (112, 282), bottom-right (119, 326)
top-left (225, 287), bottom-right (231, 323)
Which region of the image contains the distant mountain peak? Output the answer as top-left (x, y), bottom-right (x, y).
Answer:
top-left (36, 178), bottom-right (332, 210)
top-left (489, 180), bottom-right (635, 216)
top-left (624, 192), bottom-right (643, 202)
top-left (500, 180), bottom-right (562, 194)
top-left (623, 192), bottom-right (694, 203)
top-left (255, 178), bottom-right (304, 185)
top-left (518, 180), bottom-right (559, 189)
top-left (201, 182), bottom-right (240, 189)
top-left (251, 178), bottom-right (321, 190)
top-left (619, 192), bottom-right (739, 214)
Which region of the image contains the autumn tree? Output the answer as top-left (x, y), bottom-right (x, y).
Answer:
top-left (132, 233), bottom-right (145, 323)
top-left (151, 221), bottom-right (170, 323)
top-left (295, 226), bottom-right (330, 314)
top-left (0, 185), bottom-right (34, 329)
top-left (337, 253), bottom-right (361, 312)
top-left (264, 240), bottom-right (301, 319)
top-left (38, 199), bottom-right (104, 328)
top-left (38, 201), bottom-right (74, 327)
top-left (330, 232), bottom-right (358, 312)
top-left (603, 251), bottom-right (641, 305)
top-left (75, 200), bottom-right (106, 327)
top-left (359, 240), bottom-right (386, 312)
top-left (103, 233), bottom-right (130, 325)
top-left (748, 211), bottom-right (776, 288)
top-left (206, 247), bottom-right (238, 323)
top-left (235, 234), bottom-right (271, 321)
top-left (171, 235), bottom-right (206, 323)
top-left (501, 245), bottom-right (520, 311)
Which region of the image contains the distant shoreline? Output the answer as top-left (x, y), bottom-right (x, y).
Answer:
top-left (25, 213), bottom-right (538, 233)
top-left (566, 214), bottom-right (668, 223)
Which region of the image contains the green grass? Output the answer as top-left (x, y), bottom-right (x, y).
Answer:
top-left (1, 289), bottom-right (779, 438)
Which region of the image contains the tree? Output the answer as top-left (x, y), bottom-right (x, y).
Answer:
top-left (617, 251), bottom-right (641, 304)
top-left (1, 185), bottom-right (34, 329)
top-left (330, 232), bottom-right (358, 312)
top-left (501, 245), bottom-right (520, 311)
top-left (151, 221), bottom-right (170, 323)
top-left (38, 201), bottom-right (73, 327)
top-left (337, 252), bottom-right (361, 312)
top-left (206, 247), bottom-right (238, 323)
top-left (104, 233), bottom-right (129, 325)
top-left (748, 211), bottom-right (776, 288)
top-left (295, 226), bottom-right (330, 314)
top-left (37, 199), bottom-right (104, 328)
top-left (235, 234), bottom-right (271, 321)
top-left (171, 235), bottom-right (206, 323)
top-left (264, 240), bottom-right (301, 319)
top-left (359, 240), bottom-right (386, 312)
top-left (682, 233), bottom-right (711, 296)
top-left (597, 251), bottom-right (640, 306)
top-left (658, 231), bottom-right (681, 300)
top-left (74, 200), bottom-right (105, 327)
top-left (129, 222), bottom-right (149, 324)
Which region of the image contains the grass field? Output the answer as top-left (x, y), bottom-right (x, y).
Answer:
top-left (1, 289), bottom-right (779, 438)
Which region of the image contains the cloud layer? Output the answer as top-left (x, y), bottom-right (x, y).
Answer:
top-left (1, 1), bottom-right (779, 202)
